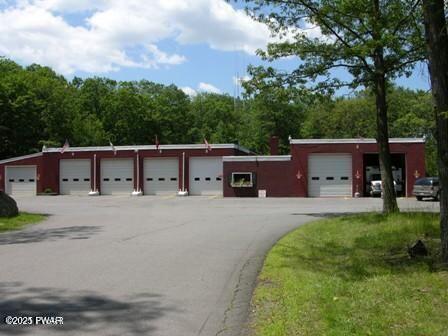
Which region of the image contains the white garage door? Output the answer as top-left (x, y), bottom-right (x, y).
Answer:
top-left (100, 159), bottom-right (134, 195)
top-left (5, 166), bottom-right (36, 196)
top-left (308, 154), bottom-right (352, 197)
top-left (60, 159), bottom-right (91, 195)
top-left (144, 158), bottom-right (179, 195)
top-left (189, 157), bottom-right (223, 196)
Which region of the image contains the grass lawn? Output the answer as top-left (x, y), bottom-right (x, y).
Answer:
top-left (250, 212), bottom-right (448, 336)
top-left (0, 213), bottom-right (46, 233)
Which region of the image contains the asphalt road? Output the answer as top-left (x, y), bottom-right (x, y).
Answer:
top-left (0, 196), bottom-right (439, 336)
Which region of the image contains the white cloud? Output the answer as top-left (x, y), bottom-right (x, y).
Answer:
top-left (181, 86), bottom-right (197, 97)
top-left (198, 82), bottom-right (221, 94)
top-left (0, 0), bottom-right (272, 74)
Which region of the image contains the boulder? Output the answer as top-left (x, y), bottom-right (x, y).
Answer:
top-left (0, 191), bottom-right (19, 217)
top-left (408, 239), bottom-right (428, 258)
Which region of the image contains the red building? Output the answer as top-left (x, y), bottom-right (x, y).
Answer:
top-left (0, 144), bottom-right (249, 196)
top-left (223, 138), bottom-right (425, 197)
top-left (0, 138), bottom-right (425, 198)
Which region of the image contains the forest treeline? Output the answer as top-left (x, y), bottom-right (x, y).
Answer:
top-left (0, 57), bottom-right (436, 174)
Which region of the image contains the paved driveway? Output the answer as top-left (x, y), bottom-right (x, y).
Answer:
top-left (0, 196), bottom-right (439, 336)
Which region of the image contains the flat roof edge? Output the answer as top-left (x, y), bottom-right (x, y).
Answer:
top-left (290, 138), bottom-right (425, 144)
top-left (0, 152), bottom-right (43, 165)
top-left (223, 155), bottom-right (291, 162)
top-left (44, 143), bottom-right (251, 154)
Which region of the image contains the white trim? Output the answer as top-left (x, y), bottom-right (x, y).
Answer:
top-left (223, 155), bottom-right (291, 162)
top-left (44, 143), bottom-right (251, 154)
top-left (290, 138), bottom-right (425, 145)
top-left (0, 152), bottom-right (42, 165)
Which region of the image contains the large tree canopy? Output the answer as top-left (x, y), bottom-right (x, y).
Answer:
top-left (243, 0), bottom-right (426, 213)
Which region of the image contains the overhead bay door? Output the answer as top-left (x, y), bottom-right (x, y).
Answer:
top-left (100, 159), bottom-right (134, 195)
top-left (60, 159), bottom-right (91, 195)
top-left (144, 158), bottom-right (179, 195)
top-left (308, 154), bottom-right (352, 197)
top-left (5, 166), bottom-right (36, 196)
top-left (189, 157), bottom-right (223, 196)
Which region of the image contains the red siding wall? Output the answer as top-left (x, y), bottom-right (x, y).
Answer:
top-left (223, 160), bottom-right (294, 197)
top-left (290, 142), bottom-right (425, 197)
top-left (0, 147), bottom-right (243, 194)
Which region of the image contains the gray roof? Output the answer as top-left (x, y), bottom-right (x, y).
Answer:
top-left (0, 152), bottom-right (42, 165)
top-left (223, 155), bottom-right (291, 162)
top-left (290, 138), bottom-right (425, 145)
top-left (43, 143), bottom-right (251, 154)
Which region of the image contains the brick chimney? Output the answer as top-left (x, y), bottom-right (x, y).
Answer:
top-left (269, 136), bottom-right (279, 155)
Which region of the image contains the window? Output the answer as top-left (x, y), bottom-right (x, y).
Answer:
top-left (9, 179), bottom-right (14, 182)
top-left (19, 179), bottom-right (24, 182)
top-left (231, 172), bottom-right (253, 188)
top-left (170, 177), bottom-right (177, 181)
top-left (146, 178), bottom-right (153, 181)
top-left (126, 178), bottom-right (132, 181)
top-left (311, 177), bottom-right (319, 180)
top-left (205, 177), bottom-right (211, 181)
top-left (103, 178), bottom-right (110, 181)
top-left (326, 177), bottom-right (334, 180)
top-left (62, 178), bottom-right (69, 182)
top-left (194, 177), bottom-right (200, 181)
top-left (29, 179), bottom-right (35, 182)
top-left (84, 178), bottom-right (90, 182)
top-left (73, 178), bottom-right (79, 182)
top-left (216, 177), bottom-right (222, 181)
top-left (114, 178), bottom-right (121, 181)
top-left (158, 178), bottom-right (165, 181)
top-left (340, 177), bottom-right (349, 180)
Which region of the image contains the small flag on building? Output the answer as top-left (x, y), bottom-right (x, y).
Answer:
top-left (109, 141), bottom-right (116, 154)
top-left (204, 138), bottom-right (212, 152)
top-left (155, 135), bottom-right (160, 151)
top-left (60, 139), bottom-right (70, 153)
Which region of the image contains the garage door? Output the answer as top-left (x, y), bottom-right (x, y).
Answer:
top-left (60, 159), bottom-right (91, 195)
top-left (189, 157), bottom-right (223, 196)
top-left (100, 159), bottom-right (134, 195)
top-left (144, 158), bottom-right (179, 195)
top-left (308, 154), bottom-right (352, 197)
top-left (5, 166), bottom-right (36, 196)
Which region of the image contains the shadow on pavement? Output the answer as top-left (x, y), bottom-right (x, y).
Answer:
top-left (0, 282), bottom-right (177, 335)
top-left (0, 226), bottom-right (102, 245)
top-left (290, 212), bottom-right (360, 218)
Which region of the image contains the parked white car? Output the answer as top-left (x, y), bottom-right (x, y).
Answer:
top-left (370, 176), bottom-right (397, 197)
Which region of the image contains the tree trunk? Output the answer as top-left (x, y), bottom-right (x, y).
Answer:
top-left (423, 0), bottom-right (448, 262)
top-left (374, 71), bottom-right (399, 213)
top-left (372, 0), bottom-right (399, 214)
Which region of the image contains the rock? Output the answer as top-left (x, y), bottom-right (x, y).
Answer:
top-left (0, 191), bottom-right (19, 217)
top-left (408, 239), bottom-right (428, 258)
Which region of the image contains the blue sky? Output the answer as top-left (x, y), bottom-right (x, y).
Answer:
top-left (0, 0), bottom-right (430, 96)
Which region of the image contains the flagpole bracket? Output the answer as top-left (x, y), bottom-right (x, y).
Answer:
top-left (131, 190), bottom-right (143, 196)
top-left (177, 189), bottom-right (189, 197)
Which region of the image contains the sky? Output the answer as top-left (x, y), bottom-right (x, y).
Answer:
top-left (0, 0), bottom-right (430, 96)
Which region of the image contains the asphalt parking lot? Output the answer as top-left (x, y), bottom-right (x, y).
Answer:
top-left (0, 196), bottom-right (439, 336)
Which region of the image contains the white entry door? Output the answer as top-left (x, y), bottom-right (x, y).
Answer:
top-left (144, 158), bottom-right (179, 195)
top-left (308, 154), bottom-right (352, 197)
top-left (5, 166), bottom-right (36, 196)
top-left (60, 159), bottom-right (91, 195)
top-left (100, 159), bottom-right (134, 195)
top-left (189, 157), bottom-right (223, 195)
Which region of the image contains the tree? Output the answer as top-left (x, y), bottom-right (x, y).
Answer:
top-left (242, 85), bottom-right (308, 154)
top-left (244, 0), bottom-right (425, 213)
top-left (422, 0), bottom-right (448, 261)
